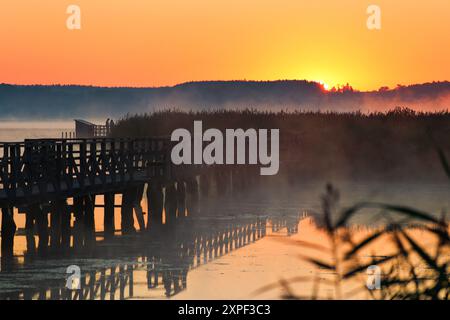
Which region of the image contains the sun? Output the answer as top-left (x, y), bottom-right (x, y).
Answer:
top-left (318, 80), bottom-right (330, 91)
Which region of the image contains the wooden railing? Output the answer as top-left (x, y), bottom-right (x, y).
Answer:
top-left (0, 138), bottom-right (171, 205)
top-left (93, 125), bottom-right (108, 137)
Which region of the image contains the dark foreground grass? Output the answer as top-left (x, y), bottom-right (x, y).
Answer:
top-left (255, 152), bottom-right (450, 300)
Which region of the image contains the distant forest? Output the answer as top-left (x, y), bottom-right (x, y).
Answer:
top-left (0, 80), bottom-right (449, 119)
top-left (111, 108), bottom-right (450, 184)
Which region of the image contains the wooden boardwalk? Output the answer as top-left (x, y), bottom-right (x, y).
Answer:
top-left (0, 137), bottom-right (278, 261)
top-left (0, 138), bottom-right (170, 206)
top-left (0, 137), bottom-right (203, 259)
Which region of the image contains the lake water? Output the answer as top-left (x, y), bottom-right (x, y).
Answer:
top-left (0, 121), bottom-right (73, 142)
top-left (0, 123), bottom-right (448, 300)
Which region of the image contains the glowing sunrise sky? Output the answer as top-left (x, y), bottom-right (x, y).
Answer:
top-left (0, 0), bottom-right (449, 90)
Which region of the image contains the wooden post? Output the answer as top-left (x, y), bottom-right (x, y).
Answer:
top-left (50, 201), bottom-right (62, 249)
top-left (110, 267), bottom-right (116, 300)
top-left (252, 221), bottom-right (256, 242)
top-left (133, 185), bottom-right (146, 231)
top-left (73, 196), bottom-right (85, 249)
top-left (88, 271), bottom-right (95, 300)
top-left (261, 218), bottom-right (266, 237)
top-left (129, 264), bottom-right (134, 297)
top-left (164, 181), bottom-right (177, 225)
top-left (224, 227), bottom-right (229, 254)
top-left (84, 195), bottom-right (96, 245)
top-left (25, 206), bottom-right (36, 254)
top-left (104, 192), bottom-right (115, 238)
top-left (60, 200), bottom-right (71, 250)
top-left (146, 181), bottom-right (164, 229)
top-left (186, 177), bottom-right (199, 217)
top-left (35, 205), bottom-right (49, 254)
top-left (100, 269), bottom-right (106, 300)
top-left (176, 180), bottom-right (186, 218)
top-left (119, 265), bottom-right (125, 300)
top-left (79, 143), bottom-right (87, 189)
top-left (121, 189), bottom-right (135, 234)
top-left (50, 287), bottom-right (60, 300)
top-left (1, 207), bottom-right (16, 258)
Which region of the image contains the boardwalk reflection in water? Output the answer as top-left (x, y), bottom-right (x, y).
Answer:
top-left (0, 214), bottom-right (300, 300)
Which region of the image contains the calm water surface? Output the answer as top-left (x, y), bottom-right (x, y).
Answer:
top-left (0, 121), bottom-right (72, 142)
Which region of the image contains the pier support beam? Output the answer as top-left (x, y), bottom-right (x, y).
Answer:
top-left (164, 181), bottom-right (177, 225)
top-left (104, 192), bottom-right (115, 238)
top-left (84, 195), bottom-right (96, 246)
top-left (50, 201), bottom-right (62, 249)
top-left (186, 177), bottom-right (199, 217)
top-left (121, 189), bottom-right (135, 234)
top-left (73, 197), bottom-right (85, 249)
top-left (133, 185), bottom-right (146, 231)
top-left (35, 205), bottom-right (49, 254)
top-left (25, 206), bottom-right (36, 254)
top-left (1, 207), bottom-right (16, 259)
top-left (176, 180), bottom-right (186, 219)
top-left (146, 181), bottom-right (164, 229)
top-left (60, 200), bottom-right (71, 250)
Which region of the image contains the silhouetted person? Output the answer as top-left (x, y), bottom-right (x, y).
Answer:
top-left (106, 118), bottom-right (110, 135)
top-left (109, 119), bottom-right (115, 134)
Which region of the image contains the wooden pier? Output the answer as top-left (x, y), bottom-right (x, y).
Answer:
top-left (0, 136), bottom-right (287, 262)
top-left (0, 137), bottom-right (203, 258)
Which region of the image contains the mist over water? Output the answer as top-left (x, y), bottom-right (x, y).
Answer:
top-left (0, 121), bottom-right (72, 142)
top-left (1, 81), bottom-right (449, 120)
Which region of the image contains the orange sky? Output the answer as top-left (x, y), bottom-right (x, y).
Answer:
top-left (0, 0), bottom-right (449, 90)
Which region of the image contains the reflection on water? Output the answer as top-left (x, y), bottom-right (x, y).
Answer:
top-left (0, 214), bottom-right (300, 300)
